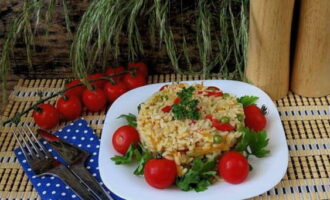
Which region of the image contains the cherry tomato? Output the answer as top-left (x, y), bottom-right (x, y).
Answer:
top-left (112, 125), bottom-right (140, 154)
top-left (123, 73), bottom-right (146, 90)
top-left (212, 119), bottom-right (235, 131)
top-left (64, 80), bottom-right (86, 99)
top-left (128, 62), bottom-right (148, 77)
top-left (159, 85), bottom-right (169, 91)
top-left (144, 159), bottom-right (177, 189)
top-left (244, 105), bottom-right (267, 131)
top-left (56, 95), bottom-right (82, 121)
top-left (87, 73), bottom-right (106, 88)
top-left (82, 88), bottom-right (107, 112)
top-left (105, 66), bottom-right (125, 82)
top-left (33, 104), bottom-right (60, 129)
top-left (103, 81), bottom-right (128, 102)
top-left (218, 151), bottom-right (249, 184)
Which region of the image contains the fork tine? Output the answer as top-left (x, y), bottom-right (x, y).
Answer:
top-left (13, 128), bottom-right (35, 159)
top-left (26, 126), bottom-right (52, 158)
top-left (13, 129), bottom-right (31, 160)
top-left (19, 126), bottom-right (44, 158)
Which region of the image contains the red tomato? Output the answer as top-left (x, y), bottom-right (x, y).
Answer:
top-left (161, 106), bottom-right (172, 113)
top-left (144, 159), bottom-right (177, 189)
top-left (33, 104), bottom-right (60, 129)
top-left (244, 105), bottom-right (267, 131)
top-left (218, 151), bottom-right (249, 184)
top-left (105, 66), bottom-right (125, 82)
top-left (87, 73), bottom-right (106, 88)
top-left (128, 62), bottom-right (148, 77)
top-left (159, 85), bottom-right (169, 91)
top-left (123, 73), bottom-right (146, 90)
top-left (56, 95), bottom-right (82, 121)
top-left (64, 80), bottom-right (86, 99)
top-left (82, 88), bottom-right (107, 112)
top-left (112, 125), bottom-right (140, 154)
top-left (103, 81), bottom-right (128, 102)
top-left (212, 119), bottom-right (235, 131)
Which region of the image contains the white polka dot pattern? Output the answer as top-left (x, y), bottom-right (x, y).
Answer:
top-left (14, 119), bottom-right (120, 200)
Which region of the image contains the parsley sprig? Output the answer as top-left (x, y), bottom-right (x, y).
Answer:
top-left (235, 127), bottom-right (270, 158)
top-left (237, 95), bottom-right (259, 107)
top-left (111, 144), bottom-right (153, 175)
top-left (176, 157), bottom-right (217, 192)
top-left (117, 113), bottom-right (137, 127)
top-left (172, 87), bottom-right (201, 120)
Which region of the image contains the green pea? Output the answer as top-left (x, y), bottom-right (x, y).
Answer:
top-left (220, 116), bottom-right (230, 123)
top-left (213, 135), bottom-right (223, 144)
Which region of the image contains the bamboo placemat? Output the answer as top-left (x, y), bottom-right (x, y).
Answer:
top-left (0, 74), bottom-right (329, 200)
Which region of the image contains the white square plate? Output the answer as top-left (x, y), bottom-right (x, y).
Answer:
top-left (99, 80), bottom-right (288, 200)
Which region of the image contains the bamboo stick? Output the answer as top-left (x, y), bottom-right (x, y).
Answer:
top-left (246, 0), bottom-right (295, 100)
top-left (291, 0), bottom-right (330, 97)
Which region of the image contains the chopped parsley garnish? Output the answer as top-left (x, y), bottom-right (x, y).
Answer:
top-left (171, 87), bottom-right (201, 120)
top-left (235, 127), bottom-right (270, 158)
top-left (237, 95), bottom-right (259, 107)
top-left (176, 157), bottom-right (217, 192)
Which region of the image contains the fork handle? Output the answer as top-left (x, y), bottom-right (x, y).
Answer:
top-left (49, 165), bottom-right (97, 200)
top-left (70, 164), bottom-right (112, 200)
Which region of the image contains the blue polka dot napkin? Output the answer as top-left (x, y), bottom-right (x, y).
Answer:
top-left (14, 119), bottom-right (123, 200)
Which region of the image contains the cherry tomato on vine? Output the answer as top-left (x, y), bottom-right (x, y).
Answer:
top-left (56, 95), bottom-right (82, 121)
top-left (82, 88), bottom-right (107, 112)
top-left (87, 73), bottom-right (106, 89)
top-left (105, 66), bottom-right (125, 82)
top-left (112, 125), bottom-right (140, 154)
top-left (128, 62), bottom-right (148, 77)
top-left (123, 73), bottom-right (146, 90)
top-left (64, 80), bottom-right (86, 99)
top-left (244, 105), bottom-right (267, 131)
top-left (218, 151), bottom-right (249, 184)
top-left (103, 81), bottom-right (128, 102)
top-left (144, 158), bottom-right (177, 189)
top-left (33, 104), bottom-right (60, 129)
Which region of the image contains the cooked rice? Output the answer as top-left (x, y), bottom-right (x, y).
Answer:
top-left (137, 83), bottom-right (244, 176)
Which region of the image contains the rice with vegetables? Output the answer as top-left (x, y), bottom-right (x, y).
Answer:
top-left (137, 83), bottom-right (244, 176)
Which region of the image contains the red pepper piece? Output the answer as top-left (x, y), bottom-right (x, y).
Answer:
top-left (173, 97), bottom-right (181, 105)
top-left (205, 91), bottom-right (223, 97)
top-left (189, 120), bottom-right (196, 125)
top-left (161, 106), bottom-right (172, 113)
top-left (206, 86), bottom-right (220, 91)
top-left (212, 119), bottom-right (235, 131)
top-left (205, 115), bottom-right (213, 120)
top-left (159, 85), bottom-right (169, 91)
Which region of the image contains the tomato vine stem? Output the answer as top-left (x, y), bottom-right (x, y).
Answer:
top-left (1, 69), bottom-right (135, 126)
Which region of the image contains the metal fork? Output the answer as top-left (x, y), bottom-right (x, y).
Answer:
top-left (13, 126), bottom-right (97, 200)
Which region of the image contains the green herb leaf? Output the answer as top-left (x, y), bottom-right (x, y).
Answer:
top-left (133, 145), bottom-right (153, 175)
top-left (172, 87), bottom-right (201, 120)
top-left (237, 96), bottom-right (259, 107)
top-left (176, 157), bottom-right (217, 192)
top-left (110, 145), bottom-right (137, 164)
top-left (117, 113), bottom-right (137, 127)
top-left (235, 127), bottom-right (270, 158)
top-left (111, 144), bottom-right (154, 176)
